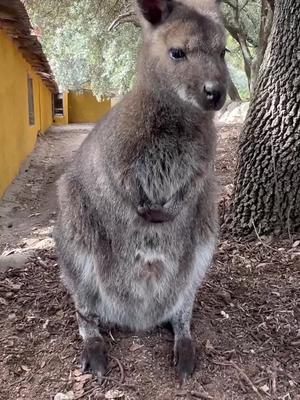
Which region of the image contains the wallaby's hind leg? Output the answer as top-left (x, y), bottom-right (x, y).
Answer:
top-left (171, 296), bottom-right (196, 385)
top-left (76, 305), bottom-right (108, 379)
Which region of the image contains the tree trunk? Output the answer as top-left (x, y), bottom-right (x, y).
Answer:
top-left (250, 0), bottom-right (273, 92)
top-left (224, 22), bottom-right (252, 90)
top-left (231, 0), bottom-right (300, 237)
top-left (228, 74), bottom-right (242, 102)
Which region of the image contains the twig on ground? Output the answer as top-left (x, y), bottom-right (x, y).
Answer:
top-left (75, 386), bottom-right (98, 399)
top-left (190, 390), bottom-right (214, 399)
top-left (269, 360), bottom-right (277, 398)
top-left (108, 354), bottom-right (125, 384)
top-left (100, 375), bottom-right (135, 389)
top-left (36, 257), bottom-right (48, 268)
top-left (76, 375), bottom-right (134, 399)
top-left (212, 359), bottom-right (263, 400)
top-left (251, 219), bottom-right (277, 252)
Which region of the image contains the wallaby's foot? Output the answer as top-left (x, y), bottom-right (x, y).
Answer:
top-left (81, 337), bottom-right (108, 380)
top-left (174, 337), bottom-right (195, 385)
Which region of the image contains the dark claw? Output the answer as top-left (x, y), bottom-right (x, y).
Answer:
top-left (81, 337), bottom-right (108, 379)
top-left (174, 337), bottom-right (195, 385)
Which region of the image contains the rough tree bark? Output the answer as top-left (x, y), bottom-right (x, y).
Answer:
top-left (250, 0), bottom-right (273, 92)
top-left (231, 0), bottom-right (300, 237)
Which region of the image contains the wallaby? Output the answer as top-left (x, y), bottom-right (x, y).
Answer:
top-left (54, 0), bottom-right (228, 384)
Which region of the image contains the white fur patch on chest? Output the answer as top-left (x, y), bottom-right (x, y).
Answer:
top-left (132, 249), bottom-right (175, 296)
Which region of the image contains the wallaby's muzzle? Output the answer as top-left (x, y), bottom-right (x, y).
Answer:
top-left (201, 81), bottom-right (226, 111)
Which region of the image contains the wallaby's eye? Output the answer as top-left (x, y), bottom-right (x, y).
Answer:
top-left (169, 48), bottom-right (186, 61)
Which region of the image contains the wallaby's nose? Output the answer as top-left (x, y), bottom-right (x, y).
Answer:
top-left (203, 81), bottom-right (223, 110)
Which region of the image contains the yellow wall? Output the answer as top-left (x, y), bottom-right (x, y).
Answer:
top-left (39, 82), bottom-right (54, 132)
top-left (0, 29), bottom-right (54, 197)
top-left (68, 91), bottom-right (111, 123)
top-left (54, 92), bottom-right (69, 125)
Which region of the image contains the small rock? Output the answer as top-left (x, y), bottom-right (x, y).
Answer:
top-left (7, 222), bottom-right (13, 228)
top-left (54, 392), bottom-right (75, 400)
top-left (260, 384), bottom-right (269, 393)
top-left (220, 310), bottom-right (229, 319)
top-left (0, 253), bottom-right (31, 272)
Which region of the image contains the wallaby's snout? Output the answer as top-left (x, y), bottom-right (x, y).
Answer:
top-left (202, 80), bottom-right (226, 111)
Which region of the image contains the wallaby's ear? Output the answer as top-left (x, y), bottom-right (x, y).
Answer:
top-left (137, 0), bottom-right (173, 25)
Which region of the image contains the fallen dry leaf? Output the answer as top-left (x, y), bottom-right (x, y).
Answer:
top-left (75, 373), bottom-right (93, 383)
top-left (21, 365), bottom-right (31, 373)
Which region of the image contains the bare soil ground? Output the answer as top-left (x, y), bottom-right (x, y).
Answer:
top-left (0, 124), bottom-right (299, 400)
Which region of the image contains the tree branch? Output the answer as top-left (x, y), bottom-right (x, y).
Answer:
top-left (108, 10), bottom-right (138, 31)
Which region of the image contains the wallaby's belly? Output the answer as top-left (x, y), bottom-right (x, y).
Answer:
top-left (95, 236), bottom-right (181, 329)
top-left (81, 225), bottom-right (214, 331)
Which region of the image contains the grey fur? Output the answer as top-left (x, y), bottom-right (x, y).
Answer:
top-left (54, 0), bottom-right (228, 383)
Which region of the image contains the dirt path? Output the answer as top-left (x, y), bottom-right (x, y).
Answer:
top-left (0, 124), bottom-right (299, 400)
top-left (0, 124), bottom-right (92, 255)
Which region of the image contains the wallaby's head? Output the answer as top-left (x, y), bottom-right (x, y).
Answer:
top-left (136, 0), bottom-right (228, 111)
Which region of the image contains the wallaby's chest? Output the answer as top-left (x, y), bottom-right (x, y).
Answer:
top-left (135, 134), bottom-right (199, 203)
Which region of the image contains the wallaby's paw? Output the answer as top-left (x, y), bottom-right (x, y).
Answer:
top-left (81, 337), bottom-right (108, 380)
top-left (137, 204), bottom-right (174, 223)
top-left (174, 337), bottom-right (195, 385)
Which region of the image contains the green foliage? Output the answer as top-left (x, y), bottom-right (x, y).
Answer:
top-left (26, 0), bottom-right (139, 96)
top-left (221, 0), bottom-right (262, 94)
top-left (228, 65), bottom-right (250, 100)
top-left (91, 25), bottom-right (140, 97)
top-left (222, 0), bottom-right (260, 51)
top-left (226, 35), bottom-right (250, 99)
